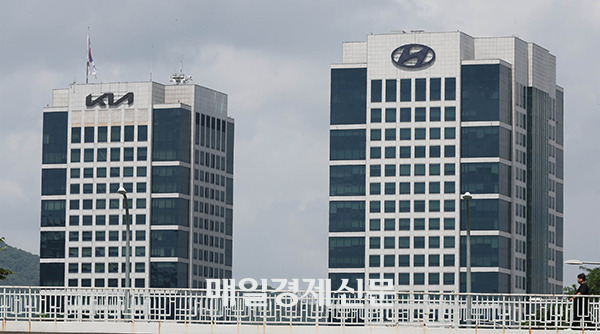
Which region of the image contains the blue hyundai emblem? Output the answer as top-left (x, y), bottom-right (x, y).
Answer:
top-left (391, 44), bottom-right (436, 69)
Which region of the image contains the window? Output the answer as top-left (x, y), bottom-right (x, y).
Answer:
top-left (370, 129), bottom-right (381, 141)
top-left (384, 237), bottom-right (395, 249)
top-left (369, 183), bottom-right (380, 195)
top-left (400, 108), bottom-right (411, 122)
top-left (384, 218), bottom-right (395, 230)
top-left (444, 181), bottom-right (455, 193)
top-left (415, 79), bottom-right (426, 101)
top-left (371, 80), bottom-right (382, 102)
top-left (110, 167), bottom-right (120, 177)
top-left (400, 79), bottom-right (411, 101)
top-left (415, 146), bottom-right (425, 158)
top-left (399, 128), bottom-right (411, 140)
top-left (369, 219), bottom-right (380, 231)
top-left (370, 255), bottom-right (380, 267)
top-left (399, 164), bottom-right (410, 176)
top-left (124, 126), bottom-right (134, 142)
top-left (96, 183), bottom-right (106, 194)
top-left (399, 218), bottom-right (410, 230)
top-left (445, 127), bottom-right (456, 139)
top-left (445, 107), bottom-right (456, 121)
top-left (430, 146), bottom-right (440, 158)
top-left (369, 201), bottom-right (380, 213)
top-left (398, 255), bottom-right (409, 267)
top-left (430, 128), bottom-right (441, 139)
top-left (429, 236), bottom-right (440, 248)
top-left (84, 168), bottom-right (93, 178)
top-left (70, 168), bottom-right (80, 178)
top-left (414, 182), bottom-right (425, 194)
top-left (123, 167), bottom-right (134, 177)
top-left (385, 79), bottom-right (396, 102)
top-left (110, 148), bottom-right (120, 161)
top-left (124, 148), bottom-right (134, 161)
top-left (71, 127), bottom-right (81, 143)
top-left (111, 126), bottom-right (121, 142)
top-left (414, 236), bottom-right (425, 248)
top-left (444, 254), bottom-right (455, 266)
top-left (385, 108), bottom-right (396, 122)
top-left (84, 127), bottom-right (94, 143)
top-left (430, 164), bottom-right (440, 175)
top-left (384, 183), bottom-right (395, 195)
top-left (370, 147), bottom-right (381, 159)
top-left (415, 108), bottom-right (426, 122)
top-left (384, 128), bottom-right (396, 141)
top-left (398, 200), bottom-right (410, 212)
top-left (414, 218), bottom-right (425, 230)
top-left (444, 236), bottom-right (455, 248)
top-left (96, 167), bottom-right (106, 178)
top-left (384, 201), bottom-right (395, 213)
top-left (384, 147), bottom-right (395, 158)
top-left (430, 107), bottom-right (441, 121)
top-left (414, 255), bottom-right (425, 267)
top-left (138, 125), bottom-right (148, 141)
top-left (398, 237), bottom-right (409, 248)
top-left (429, 254), bottom-right (440, 266)
top-left (444, 200), bottom-right (455, 212)
top-left (137, 147), bottom-right (147, 161)
top-left (415, 128), bottom-right (426, 140)
top-left (430, 78), bottom-right (441, 101)
top-left (84, 149), bottom-right (94, 162)
top-left (444, 163), bottom-right (455, 175)
top-left (137, 166), bottom-right (147, 177)
top-left (98, 127), bottom-right (107, 142)
top-left (414, 200), bottom-right (425, 212)
top-left (371, 109), bottom-right (381, 123)
top-left (429, 182), bottom-right (440, 194)
top-left (444, 218), bottom-right (455, 230)
top-left (137, 182), bottom-right (146, 193)
top-left (71, 149), bottom-right (80, 162)
top-left (70, 184), bottom-right (80, 194)
top-left (399, 146), bottom-right (411, 158)
top-left (445, 78), bottom-right (456, 100)
top-left (399, 182), bottom-right (410, 194)
top-left (429, 200), bottom-right (440, 212)
top-left (369, 165), bottom-right (381, 177)
top-left (414, 164), bottom-right (426, 176)
top-left (369, 237), bottom-right (380, 249)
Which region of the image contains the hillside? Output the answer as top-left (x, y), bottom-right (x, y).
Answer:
top-left (0, 241), bottom-right (39, 286)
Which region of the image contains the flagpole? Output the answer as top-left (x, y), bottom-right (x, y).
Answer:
top-left (86, 28), bottom-right (89, 84)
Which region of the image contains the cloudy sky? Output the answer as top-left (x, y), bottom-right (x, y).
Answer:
top-left (1, 0), bottom-right (598, 286)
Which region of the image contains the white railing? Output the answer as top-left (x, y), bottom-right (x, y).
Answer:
top-left (0, 287), bottom-right (598, 329)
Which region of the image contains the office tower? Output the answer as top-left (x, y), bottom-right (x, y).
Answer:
top-left (40, 80), bottom-right (234, 288)
top-left (328, 31), bottom-right (563, 293)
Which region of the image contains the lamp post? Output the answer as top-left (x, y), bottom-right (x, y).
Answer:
top-left (117, 187), bottom-right (131, 319)
top-left (462, 191), bottom-right (473, 324)
top-left (565, 259), bottom-right (600, 266)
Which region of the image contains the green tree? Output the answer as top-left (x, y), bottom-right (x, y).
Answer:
top-left (0, 237), bottom-right (14, 280)
top-left (563, 266), bottom-right (600, 295)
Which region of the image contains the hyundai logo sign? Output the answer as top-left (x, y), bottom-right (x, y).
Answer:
top-left (391, 44), bottom-right (435, 69)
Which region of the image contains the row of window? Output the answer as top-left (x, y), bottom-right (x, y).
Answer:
top-left (70, 166), bottom-right (147, 179)
top-left (195, 150), bottom-right (227, 172)
top-left (371, 107), bottom-right (456, 123)
top-left (192, 250), bottom-right (225, 265)
top-left (370, 181), bottom-right (455, 195)
top-left (369, 236), bottom-right (455, 249)
top-left (68, 230), bottom-right (145, 242)
top-left (369, 217), bottom-right (455, 231)
top-left (369, 199), bottom-right (455, 213)
top-left (371, 78), bottom-right (456, 103)
top-left (370, 145), bottom-right (456, 159)
top-left (65, 214), bottom-right (146, 226)
top-left (369, 254), bottom-right (455, 267)
top-left (69, 198), bottom-right (145, 211)
top-left (370, 127), bottom-right (456, 141)
top-left (192, 234), bottom-right (226, 249)
top-left (68, 278), bottom-right (145, 288)
top-left (370, 163), bottom-right (455, 177)
top-left (68, 262), bottom-right (145, 273)
top-left (193, 217), bottom-right (228, 234)
top-left (71, 125), bottom-right (147, 143)
top-left (68, 246), bottom-right (144, 258)
top-left (70, 147), bottom-right (147, 163)
top-left (367, 272), bottom-right (455, 286)
top-left (70, 182), bottom-right (146, 195)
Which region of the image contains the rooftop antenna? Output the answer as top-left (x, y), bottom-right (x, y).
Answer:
top-left (169, 60), bottom-right (192, 85)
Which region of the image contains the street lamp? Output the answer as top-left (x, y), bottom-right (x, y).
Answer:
top-left (117, 187), bottom-right (132, 319)
top-left (565, 259), bottom-right (600, 266)
top-left (461, 191), bottom-right (473, 324)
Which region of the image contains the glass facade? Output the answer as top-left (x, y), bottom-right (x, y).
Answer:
top-left (330, 68), bottom-right (367, 125)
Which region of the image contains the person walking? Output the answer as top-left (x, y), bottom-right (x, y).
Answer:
top-left (570, 273), bottom-right (590, 327)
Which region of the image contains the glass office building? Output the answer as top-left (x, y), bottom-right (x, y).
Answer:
top-left (329, 31), bottom-right (563, 293)
top-left (40, 81), bottom-right (234, 288)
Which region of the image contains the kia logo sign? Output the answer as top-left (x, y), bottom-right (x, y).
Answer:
top-left (391, 44), bottom-right (436, 69)
top-left (86, 92), bottom-right (134, 108)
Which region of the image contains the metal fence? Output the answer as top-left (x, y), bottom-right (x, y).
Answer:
top-left (0, 287), bottom-right (598, 329)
